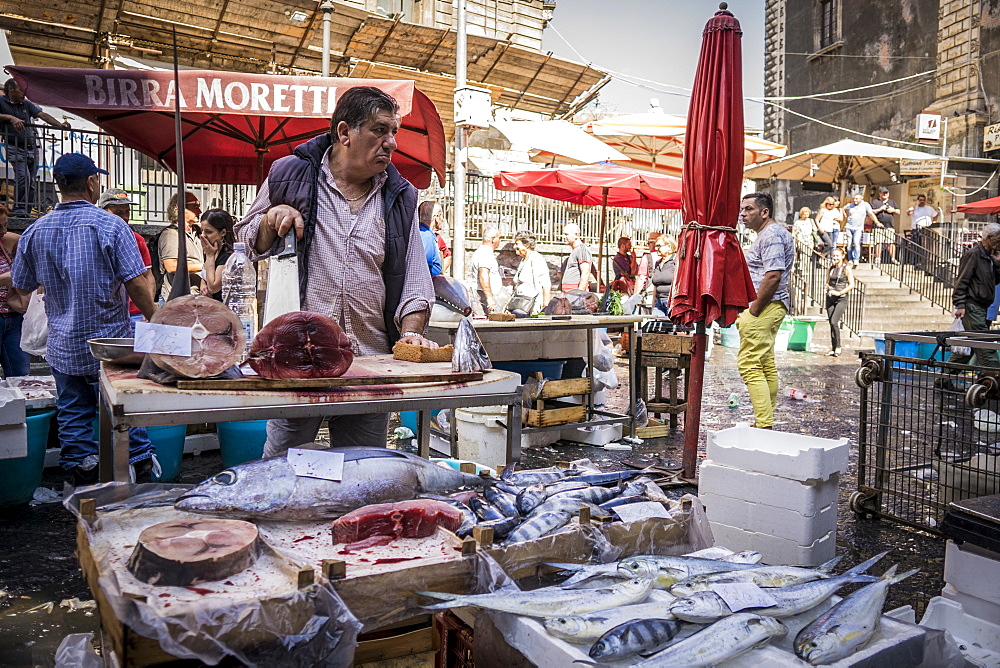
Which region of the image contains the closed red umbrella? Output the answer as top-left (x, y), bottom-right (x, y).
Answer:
top-left (7, 66), bottom-right (446, 188)
top-left (668, 4), bottom-right (755, 478)
top-left (956, 195), bottom-right (1000, 215)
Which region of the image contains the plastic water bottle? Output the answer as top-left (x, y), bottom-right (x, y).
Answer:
top-left (222, 242), bottom-right (257, 358)
top-left (787, 387), bottom-right (808, 400)
top-left (727, 393), bottom-right (740, 408)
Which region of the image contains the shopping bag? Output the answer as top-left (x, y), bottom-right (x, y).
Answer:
top-left (948, 317), bottom-right (972, 358)
top-left (20, 291), bottom-right (47, 357)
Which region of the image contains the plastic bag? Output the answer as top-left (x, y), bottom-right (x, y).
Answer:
top-left (593, 329), bottom-right (615, 372)
top-left (20, 291), bottom-right (47, 357)
top-left (593, 367), bottom-right (619, 392)
top-left (947, 318), bottom-right (972, 357)
top-left (54, 633), bottom-right (103, 668)
top-left (634, 398), bottom-right (649, 428)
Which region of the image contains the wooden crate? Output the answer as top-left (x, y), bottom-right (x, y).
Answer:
top-left (641, 333), bottom-right (693, 355)
top-left (537, 376), bottom-right (591, 399)
top-left (524, 401), bottom-right (587, 428)
top-left (355, 616), bottom-right (438, 665)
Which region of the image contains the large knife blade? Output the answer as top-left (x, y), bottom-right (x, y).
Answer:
top-left (262, 230), bottom-right (299, 325)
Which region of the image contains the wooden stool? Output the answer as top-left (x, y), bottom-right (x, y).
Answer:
top-left (637, 334), bottom-right (691, 433)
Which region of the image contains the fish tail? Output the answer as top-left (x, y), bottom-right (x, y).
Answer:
top-left (887, 567), bottom-right (919, 584)
top-left (843, 550), bottom-right (891, 576)
top-left (816, 556), bottom-right (844, 573)
top-left (880, 564), bottom-right (899, 579)
top-left (846, 574), bottom-right (882, 584)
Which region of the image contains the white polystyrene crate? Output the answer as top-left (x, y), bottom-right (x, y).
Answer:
top-left (699, 460), bottom-right (840, 515)
top-left (709, 520), bottom-right (835, 566)
top-left (944, 540), bottom-right (1000, 607)
top-left (941, 584), bottom-right (1000, 624)
top-left (0, 386), bottom-right (26, 426)
top-left (700, 492), bottom-right (837, 545)
top-left (706, 425), bottom-right (849, 482)
top-left (0, 423), bottom-right (27, 460)
top-left (920, 596), bottom-right (1000, 665)
top-left (559, 423), bottom-right (622, 446)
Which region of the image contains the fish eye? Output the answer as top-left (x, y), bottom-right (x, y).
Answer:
top-left (212, 470), bottom-right (237, 485)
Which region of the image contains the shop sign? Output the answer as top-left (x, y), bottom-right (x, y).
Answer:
top-left (916, 113), bottom-right (942, 142)
top-left (899, 158), bottom-right (942, 176)
top-left (985, 123), bottom-right (1000, 152)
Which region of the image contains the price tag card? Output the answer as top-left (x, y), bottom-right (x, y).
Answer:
top-left (711, 583), bottom-right (779, 612)
top-left (134, 322), bottom-right (192, 356)
top-left (611, 501), bottom-right (672, 524)
top-left (287, 448), bottom-right (345, 481)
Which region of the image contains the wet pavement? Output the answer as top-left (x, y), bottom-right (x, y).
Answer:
top-left (0, 339), bottom-right (945, 666)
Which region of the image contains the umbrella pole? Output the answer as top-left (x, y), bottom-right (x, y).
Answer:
top-left (682, 321), bottom-right (707, 479)
top-left (598, 188), bottom-right (608, 291)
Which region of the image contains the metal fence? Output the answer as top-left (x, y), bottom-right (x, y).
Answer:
top-left (854, 332), bottom-right (1000, 535)
top-left (877, 228), bottom-right (977, 314)
top-left (2, 124), bottom-right (258, 224)
top-left (789, 240), bottom-right (867, 336)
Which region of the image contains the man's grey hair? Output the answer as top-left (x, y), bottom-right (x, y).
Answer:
top-left (482, 226), bottom-right (500, 242)
top-left (982, 223), bottom-right (1000, 240)
top-left (564, 222), bottom-right (581, 236)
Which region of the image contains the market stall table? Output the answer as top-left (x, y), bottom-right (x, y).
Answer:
top-left (97, 357), bottom-right (522, 482)
top-left (427, 315), bottom-right (644, 442)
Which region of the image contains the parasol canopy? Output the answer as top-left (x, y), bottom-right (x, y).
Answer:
top-left (7, 66), bottom-right (447, 188)
top-left (743, 137), bottom-right (940, 187)
top-left (956, 195), bottom-right (1000, 215)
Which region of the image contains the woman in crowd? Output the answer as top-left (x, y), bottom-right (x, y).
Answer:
top-left (0, 205), bottom-right (30, 376)
top-left (825, 246), bottom-right (855, 357)
top-left (199, 209), bottom-right (236, 301)
top-left (649, 234), bottom-right (678, 317)
top-left (792, 206), bottom-right (817, 255)
top-left (509, 230), bottom-right (551, 314)
top-left (815, 196), bottom-right (840, 257)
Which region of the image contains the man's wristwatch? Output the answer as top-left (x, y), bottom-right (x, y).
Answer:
top-left (400, 331), bottom-right (425, 339)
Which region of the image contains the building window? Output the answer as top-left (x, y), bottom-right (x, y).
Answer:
top-left (376, 0), bottom-right (414, 21)
top-left (818, 0), bottom-right (838, 49)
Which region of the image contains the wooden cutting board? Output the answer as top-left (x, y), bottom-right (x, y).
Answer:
top-left (174, 355), bottom-right (484, 391)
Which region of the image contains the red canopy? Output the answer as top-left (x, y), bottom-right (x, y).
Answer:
top-left (8, 66), bottom-right (447, 188)
top-left (668, 10), bottom-right (754, 328)
top-left (493, 164), bottom-right (682, 208)
top-left (956, 195), bottom-right (1000, 215)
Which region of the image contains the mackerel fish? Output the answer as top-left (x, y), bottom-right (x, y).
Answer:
top-left (669, 557), bottom-right (843, 596)
top-left (544, 602), bottom-right (677, 643)
top-left (668, 552), bottom-right (888, 623)
top-left (418, 577), bottom-right (653, 618)
top-left (636, 613), bottom-right (787, 667)
top-left (590, 618), bottom-right (683, 662)
top-left (502, 510), bottom-right (571, 545)
top-left (794, 565), bottom-right (918, 665)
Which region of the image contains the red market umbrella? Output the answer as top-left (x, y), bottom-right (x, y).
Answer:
top-left (7, 66), bottom-right (446, 188)
top-left (956, 195), bottom-right (1000, 215)
top-left (494, 164), bottom-right (682, 284)
top-left (668, 4), bottom-right (755, 478)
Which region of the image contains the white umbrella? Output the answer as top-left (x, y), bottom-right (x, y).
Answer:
top-left (491, 119), bottom-right (628, 165)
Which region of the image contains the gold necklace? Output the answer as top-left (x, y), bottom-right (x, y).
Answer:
top-left (343, 181), bottom-right (372, 202)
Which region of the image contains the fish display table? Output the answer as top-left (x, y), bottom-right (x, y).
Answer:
top-left (97, 357), bottom-right (522, 482)
top-left (428, 315), bottom-right (644, 439)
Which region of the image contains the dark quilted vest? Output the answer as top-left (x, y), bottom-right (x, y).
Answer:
top-left (266, 134), bottom-right (417, 343)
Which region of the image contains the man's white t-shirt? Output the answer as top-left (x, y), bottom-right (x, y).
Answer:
top-left (470, 244), bottom-right (501, 299)
top-left (911, 204), bottom-right (938, 229)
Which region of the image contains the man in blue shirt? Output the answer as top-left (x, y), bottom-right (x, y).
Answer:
top-left (0, 79), bottom-right (71, 216)
top-left (11, 153), bottom-right (157, 485)
top-left (418, 200), bottom-right (442, 277)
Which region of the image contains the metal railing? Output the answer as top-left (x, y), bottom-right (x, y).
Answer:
top-left (877, 229), bottom-right (964, 314)
top-left (790, 239), bottom-right (866, 336)
top-left (2, 124), bottom-right (258, 225)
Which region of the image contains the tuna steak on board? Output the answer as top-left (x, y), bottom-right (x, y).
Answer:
top-left (249, 311), bottom-right (353, 379)
top-left (332, 499), bottom-right (462, 544)
top-left (126, 519), bottom-right (261, 586)
top-left (148, 295), bottom-right (246, 378)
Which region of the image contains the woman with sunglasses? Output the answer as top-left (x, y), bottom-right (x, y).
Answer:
top-left (649, 234), bottom-right (678, 318)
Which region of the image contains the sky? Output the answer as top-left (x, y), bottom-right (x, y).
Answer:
top-left (543, 0), bottom-right (766, 128)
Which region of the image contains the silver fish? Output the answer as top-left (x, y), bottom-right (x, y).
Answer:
top-left (433, 275), bottom-right (472, 316)
top-left (515, 483), bottom-right (548, 515)
top-left (670, 558), bottom-right (843, 596)
top-left (475, 515), bottom-right (521, 540)
top-left (452, 317), bottom-right (492, 373)
top-left (418, 577), bottom-right (653, 618)
top-left (545, 561), bottom-right (622, 587)
top-left (469, 496), bottom-right (506, 521)
top-left (548, 482), bottom-right (623, 505)
top-left (590, 618), bottom-right (683, 661)
top-left (668, 552), bottom-right (888, 623)
top-left (504, 468), bottom-right (582, 486)
top-left (794, 565), bottom-right (918, 665)
top-left (619, 554), bottom-right (768, 584)
top-left (483, 486), bottom-right (519, 517)
top-left (527, 497), bottom-right (604, 520)
top-left (542, 480), bottom-right (591, 495)
top-left (637, 613), bottom-right (787, 667)
top-left (174, 448), bottom-right (484, 521)
top-left (721, 550), bottom-right (763, 564)
top-left (544, 602), bottom-right (677, 643)
top-left (502, 510), bottom-right (572, 545)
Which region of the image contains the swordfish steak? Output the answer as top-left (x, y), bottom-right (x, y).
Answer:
top-left (175, 448), bottom-right (486, 521)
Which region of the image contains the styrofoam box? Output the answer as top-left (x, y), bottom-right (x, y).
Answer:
top-left (707, 425), bottom-right (849, 482)
top-left (699, 460), bottom-right (841, 514)
top-left (559, 423), bottom-right (622, 446)
top-left (0, 386), bottom-right (26, 426)
top-left (920, 596), bottom-right (1000, 666)
top-left (941, 584), bottom-right (1000, 624)
top-left (700, 492), bottom-right (837, 545)
top-left (944, 539), bottom-right (1000, 607)
top-left (709, 520), bottom-right (835, 566)
top-left (0, 423), bottom-right (27, 460)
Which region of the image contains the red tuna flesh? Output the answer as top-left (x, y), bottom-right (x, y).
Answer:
top-left (249, 311), bottom-right (353, 379)
top-left (332, 499), bottom-right (462, 544)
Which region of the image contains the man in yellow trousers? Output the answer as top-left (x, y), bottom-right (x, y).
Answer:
top-left (736, 192), bottom-right (795, 429)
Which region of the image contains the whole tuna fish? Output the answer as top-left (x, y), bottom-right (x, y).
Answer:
top-left (433, 275), bottom-right (472, 316)
top-left (637, 613), bottom-right (787, 667)
top-left (543, 602), bottom-right (677, 643)
top-left (668, 552), bottom-right (888, 623)
top-left (502, 510), bottom-right (572, 545)
top-left (482, 486), bottom-right (520, 517)
top-left (589, 618), bottom-right (683, 662)
top-left (670, 558), bottom-right (842, 596)
top-left (515, 483), bottom-right (548, 515)
top-left (175, 448), bottom-right (484, 521)
top-left (418, 578), bottom-right (653, 618)
top-left (452, 318), bottom-right (491, 373)
top-left (794, 565), bottom-right (918, 665)
top-left (501, 466), bottom-right (583, 487)
top-left (527, 497), bottom-right (604, 521)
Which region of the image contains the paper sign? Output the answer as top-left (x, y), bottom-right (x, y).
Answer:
top-left (287, 448), bottom-right (345, 481)
top-left (611, 501), bottom-right (671, 524)
top-left (134, 321), bottom-right (192, 356)
top-left (711, 583), bottom-right (779, 612)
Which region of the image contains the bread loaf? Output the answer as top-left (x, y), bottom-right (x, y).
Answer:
top-left (392, 341), bottom-right (454, 363)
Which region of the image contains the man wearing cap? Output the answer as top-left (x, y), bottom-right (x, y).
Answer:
top-left (870, 187), bottom-right (899, 265)
top-left (99, 188), bottom-right (154, 324)
top-left (0, 78), bottom-right (71, 217)
top-left (11, 153), bottom-right (158, 485)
